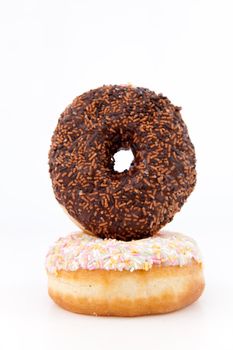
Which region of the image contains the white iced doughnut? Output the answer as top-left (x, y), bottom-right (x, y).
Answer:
top-left (46, 231), bottom-right (204, 316)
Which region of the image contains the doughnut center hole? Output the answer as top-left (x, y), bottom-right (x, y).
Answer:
top-left (113, 149), bottom-right (134, 173)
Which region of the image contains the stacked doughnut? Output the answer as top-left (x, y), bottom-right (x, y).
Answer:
top-left (46, 85), bottom-right (204, 316)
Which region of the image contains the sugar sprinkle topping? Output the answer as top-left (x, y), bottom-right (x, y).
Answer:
top-left (45, 231), bottom-right (202, 273)
top-left (49, 85), bottom-right (196, 241)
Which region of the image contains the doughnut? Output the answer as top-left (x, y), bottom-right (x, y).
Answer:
top-left (46, 231), bottom-right (204, 316)
top-left (49, 85), bottom-right (196, 241)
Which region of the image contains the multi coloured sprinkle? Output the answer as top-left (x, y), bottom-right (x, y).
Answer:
top-left (46, 231), bottom-right (202, 274)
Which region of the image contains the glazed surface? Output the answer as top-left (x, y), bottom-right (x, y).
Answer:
top-left (45, 231), bottom-right (202, 273)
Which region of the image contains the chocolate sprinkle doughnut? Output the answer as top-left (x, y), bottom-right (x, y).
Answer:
top-left (49, 85), bottom-right (196, 241)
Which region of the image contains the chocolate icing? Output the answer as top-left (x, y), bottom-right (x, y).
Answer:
top-left (49, 85), bottom-right (196, 240)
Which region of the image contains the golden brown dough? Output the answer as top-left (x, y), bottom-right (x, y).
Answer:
top-left (47, 262), bottom-right (204, 316)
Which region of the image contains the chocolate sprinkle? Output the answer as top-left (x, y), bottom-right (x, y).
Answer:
top-left (49, 85), bottom-right (196, 241)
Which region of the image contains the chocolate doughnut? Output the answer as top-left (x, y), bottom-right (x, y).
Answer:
top-left (49, 85), bottom-right (196, 240)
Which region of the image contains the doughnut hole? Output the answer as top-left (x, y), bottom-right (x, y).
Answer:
top-left (113, 149), bottom-right (134, 173)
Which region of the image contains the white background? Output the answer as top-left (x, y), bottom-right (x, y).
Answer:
top-left (0, 0), bottom-right (233, 349)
